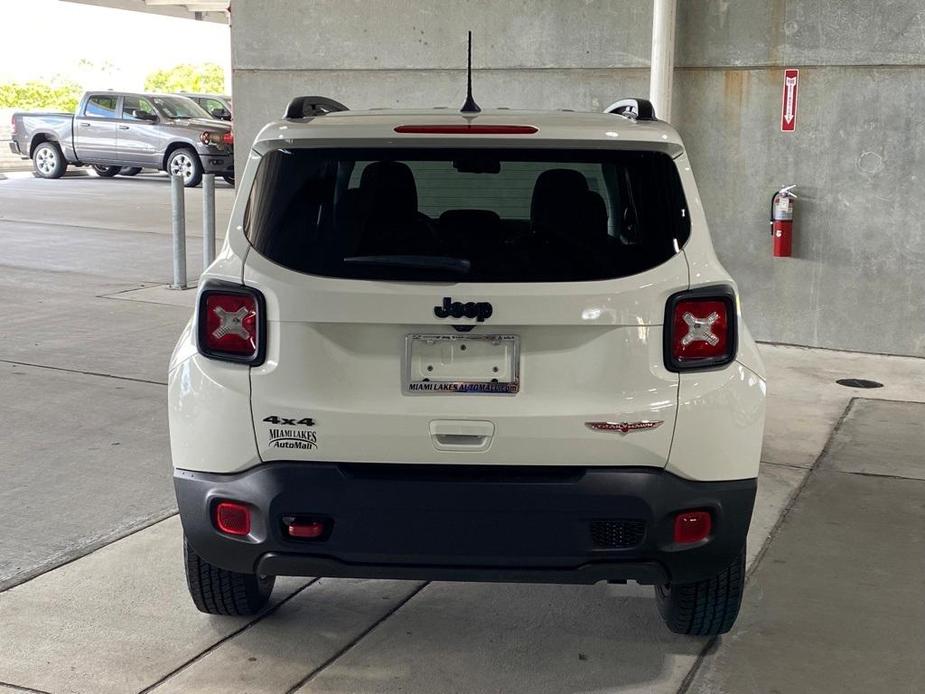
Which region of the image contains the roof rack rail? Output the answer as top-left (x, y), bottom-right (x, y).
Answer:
top-left (604, 98), bottom-right (657, 121)
top-left (284, 96), bottom-right (349, 119)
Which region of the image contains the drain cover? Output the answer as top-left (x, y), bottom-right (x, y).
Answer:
top-left (836, 378), bottom-right (884, 389)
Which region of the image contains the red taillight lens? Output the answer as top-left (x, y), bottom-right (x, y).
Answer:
top-left (215, 501), bottom-right (251, 536)
top-left (673, 299), bottom-right (728, 359)
top-left (665, 289), bottom-right (736, 370)
top-left (200, 130), bottom-right (233, 146)
top-left (198, 288), bottom-right (264, 364)
top-left (674, 511), bottom-right (712, 544)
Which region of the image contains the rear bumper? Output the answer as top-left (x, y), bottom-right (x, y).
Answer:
top-left (198, 151), bottom-right (233, 175)
top-left (9, 140), bottom-right (24, 157)
top-left (175, 462), bottom-right (756, 586)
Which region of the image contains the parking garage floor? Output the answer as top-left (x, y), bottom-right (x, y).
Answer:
top-left (1, 172), bottom-right (923, 693)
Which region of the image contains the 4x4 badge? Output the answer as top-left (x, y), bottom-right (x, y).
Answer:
top-left (434, 297), bottom-right (493, 322)
top-left (586, 421), bottom-right (664, 435)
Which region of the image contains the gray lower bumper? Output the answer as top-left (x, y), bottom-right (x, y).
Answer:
top-left (199, 152), bottom-right (233, 175)
top-left (176, 462), bottom-right (757, 586)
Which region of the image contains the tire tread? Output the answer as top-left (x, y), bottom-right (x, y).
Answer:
top-left (655, 546), bottom-right (745, 636)
top-left (183, 537), bottom-right (273, 616)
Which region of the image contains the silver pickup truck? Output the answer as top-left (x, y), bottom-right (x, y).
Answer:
top-left (9, 91), bottom-right (234, 187)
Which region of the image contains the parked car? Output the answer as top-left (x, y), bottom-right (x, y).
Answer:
top-left (168, 95), bottom-right (766, 636)
top-left (9, 91), bottom-right (234, 186)
top-left (178, 92), bottom-right (232, 121)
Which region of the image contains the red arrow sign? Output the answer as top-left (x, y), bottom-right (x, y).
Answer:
top-left (780, 69), bottom-right (799, 132)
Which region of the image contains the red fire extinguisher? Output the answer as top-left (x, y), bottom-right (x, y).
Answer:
top-left (770, 185), bottom-right (797, 257)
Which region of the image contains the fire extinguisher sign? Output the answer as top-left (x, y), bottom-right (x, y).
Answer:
top-left (780, 69), bottom-right (799, 132)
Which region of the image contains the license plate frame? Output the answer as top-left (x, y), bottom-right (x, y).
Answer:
top-left (403, 334), bottom-right (520, 395)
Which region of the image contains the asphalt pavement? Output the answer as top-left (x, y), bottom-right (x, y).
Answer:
top-left (1, 170), bottom-right (924, 693)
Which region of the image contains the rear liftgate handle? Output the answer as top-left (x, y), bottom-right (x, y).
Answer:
top-left (429, 420), bottom-right (495, 452)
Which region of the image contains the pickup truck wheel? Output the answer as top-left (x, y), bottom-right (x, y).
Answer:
top-left (183, 535), bottom-right (274, 616)
top-left (32, 142), bottom-right (66, 179)
top-left (167, 148), bottom-right (203, 188)
top-left (120, 167), bottom-right (142, 176)
top-left (654, 545), bottom-right (746, 636)
top-left (93, 165), bottom-right (121, 178)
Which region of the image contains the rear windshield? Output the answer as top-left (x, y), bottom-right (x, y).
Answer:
top-left (245, 147), bottom-right (690, 282)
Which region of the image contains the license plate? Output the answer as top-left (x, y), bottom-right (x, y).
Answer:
top-left (404, 334), bottom-right (520, 394)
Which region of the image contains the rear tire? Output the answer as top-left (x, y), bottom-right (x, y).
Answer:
top-left (120, 167), bottom-right (142, 176)
top-left (167, 147), bottom-right (203, 188)
top-left (654, 546), bottom-right (746, 636)
top-left (93, 165), bottom-right (121, 177)
top-left (183, 535), bottom-right (275, 615)
top-left (32, 141), bottom-right (67, 179)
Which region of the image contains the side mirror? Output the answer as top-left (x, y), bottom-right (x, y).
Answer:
top-left (210, 108), bottom-right (232, 121)
top-left (134, 110), bottom-right (157, 122)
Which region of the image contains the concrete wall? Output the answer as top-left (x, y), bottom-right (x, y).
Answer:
top-left (230, 0), bottom-right (925, 357)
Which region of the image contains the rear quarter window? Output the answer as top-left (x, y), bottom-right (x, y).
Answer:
top-left (244, 147), bottom-right (690, 283)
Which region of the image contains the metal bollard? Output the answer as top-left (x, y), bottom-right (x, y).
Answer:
top-left (170, 173), bottom-right (187, 289)
top-left (202, 173), bottom-right (216, 269)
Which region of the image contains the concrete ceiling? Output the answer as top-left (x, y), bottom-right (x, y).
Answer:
top-left (62, 0), bottom-right (229, 23)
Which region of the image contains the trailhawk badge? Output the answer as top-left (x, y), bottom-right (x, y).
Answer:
top-left (585, 421), bottom-right (664, 435)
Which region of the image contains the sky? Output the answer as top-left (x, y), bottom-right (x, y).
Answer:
top-left (0, 0), bottom-right (231, 91)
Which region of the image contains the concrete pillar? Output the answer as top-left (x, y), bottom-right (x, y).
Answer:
top-left (649, 0), bottom-right (677, 121)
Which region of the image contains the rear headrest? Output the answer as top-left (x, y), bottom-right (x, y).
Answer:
top-left (359, 161), bottom-right (418, 218)
top-left (578, 191), bottom-right (608, 240)
top-left (530, 168), bottom-right (589, 232)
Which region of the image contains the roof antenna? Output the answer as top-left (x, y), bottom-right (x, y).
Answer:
top-left (460, 31), bottom-right (481, 113)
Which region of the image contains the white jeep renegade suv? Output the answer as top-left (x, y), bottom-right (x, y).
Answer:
top-left (169, 96), bottom-right (766, 636)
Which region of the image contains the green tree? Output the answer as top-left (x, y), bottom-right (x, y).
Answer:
top-left (0, 81), bottom-right (82, 111)
top-left (144, 63), bottom-right (225, 94)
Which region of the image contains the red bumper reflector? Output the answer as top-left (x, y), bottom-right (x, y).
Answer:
top-left (285, 518), bottom-right (327, 539)
top-left (215, 501), bottom-right (251, 536)
top-left (393, 124), bottom-right (538, 135)
top-left (673, 511), bottom-right (712, 544)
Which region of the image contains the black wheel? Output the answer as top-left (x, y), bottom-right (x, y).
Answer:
top-left (93, 165), bottom-right (121, 177)
top-left (167, 148), bottom-right (203, 187)
top-left (222, 174), bottom-right (235, 186)
top-left (32, 141), bottom-right (67, 179)
top-left (120, 167), bottom-right (142, 176)
top-left (183, 535), bottom-right (274, 615)
top-left (654, 546), bottom-right (746, 636)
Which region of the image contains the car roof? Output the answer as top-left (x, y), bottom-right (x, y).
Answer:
top-left (177, 92), bottom-right (232, 100)
top-left (87, 91), bottom-right (202, 101)
top-left (254, 108), bottom-right (684, 153)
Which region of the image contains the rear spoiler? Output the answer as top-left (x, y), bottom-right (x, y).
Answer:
top-left (604, 98), bottom-right (657, 121)
top-left (283, 96), bottom-right (349, 120)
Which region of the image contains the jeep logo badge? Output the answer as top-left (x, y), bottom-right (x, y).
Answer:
top-left (434, 297), bottom-right (493, 322)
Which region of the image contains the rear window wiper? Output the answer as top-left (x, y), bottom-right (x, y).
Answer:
top-left (344, 255), bottom-right (471, 276)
